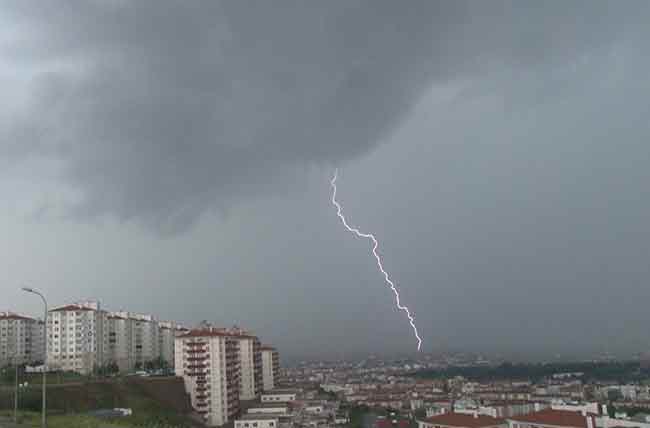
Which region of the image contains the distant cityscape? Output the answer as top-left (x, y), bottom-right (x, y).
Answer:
top-left (3, 306), bottom-right (650, 428)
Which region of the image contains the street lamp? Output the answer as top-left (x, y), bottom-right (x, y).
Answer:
top-left (13, 351), bottom-right (19, 423)
top-left (21, 287), bottom-right (48, 428)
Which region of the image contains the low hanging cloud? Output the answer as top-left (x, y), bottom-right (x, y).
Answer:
top-left (1, 1), bottom-right (648, 232)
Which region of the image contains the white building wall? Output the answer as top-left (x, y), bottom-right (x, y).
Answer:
top-left (235, 417), bottom-right (279, 428)
top-left (107, 312), bottom-right (134, 373)
top-left (240, 337), bottom-right (255, 400)
top-left (262, 349), bottom-right (275, 391)
top-left (30, 320), bottom-right (46, 363)
top-left (159, 321), bottom-right (176, 368)
top-left (130, 314), bottom-right (160, 368)
top-left (248, 406), bottom-right (288, 415)
top-left (0, 313), bottom-right (45, 366)
top-left (261, 393), bottom-right (296, 403)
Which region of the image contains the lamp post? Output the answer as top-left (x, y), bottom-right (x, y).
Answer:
top-left (21, 287), bottom-right (47, 428)
top-left (14, 353), bottom-right (19, 423)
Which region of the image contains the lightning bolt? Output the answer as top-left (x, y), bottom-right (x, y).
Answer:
top-left (330, 169), bottom-right (423, 351)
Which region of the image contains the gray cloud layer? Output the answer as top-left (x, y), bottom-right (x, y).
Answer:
top-left (3, 1), bottom-right (647, 231)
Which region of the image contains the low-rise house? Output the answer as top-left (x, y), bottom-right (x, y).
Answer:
top-left (235, 414), bottom-right (279, 428)
top-left (262, 389), bottom-right (298, 403)
top-left (247, 402), bottom-right (290, 415)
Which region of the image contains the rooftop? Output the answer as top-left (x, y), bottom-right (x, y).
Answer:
top-left (249, 403), bottom-right (289, 408)
top-left (508, 409), bottom-right (595, 428)
top-left (0, 312), bottom-right (36, 321)
top-left (263, 389), bottom-right (298, 395)
top-left (423, 412), bottom-right (505, 428)
top-left (237, 414), bottom-right (281, 421)
top-left (50, 304), bottom-right (95, 312)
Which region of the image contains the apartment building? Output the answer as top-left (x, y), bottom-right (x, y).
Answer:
top-left (47, 302), bottom-right (109, 374)
top-left (230, 328), bottom-right (263, 401)
top-left (0, 312), bottom-right (45, 366)
top-left (175, 328), bottom-right (241, 427)
top-left (159, 321), bottom-right (178, 368)
top-left (261, 345), bottom-right (280, 391)
top-left (107, 315), bottom-right (185, 373)
top-left (107, 311), bottom-right (134, 372)
top-left (130, 313), bottom-right (160, 368)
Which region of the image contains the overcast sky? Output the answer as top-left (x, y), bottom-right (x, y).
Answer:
top-left (2, 1), bottom-right (650, 361)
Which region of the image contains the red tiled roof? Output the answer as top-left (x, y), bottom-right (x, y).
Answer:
top-left (50, 304), bottom-right (94, 312)
top-left (508, 409), bottom-right (595, 428)
top-left (0, 313), bottom-right (36, 321)
top-left (376, 420), bottom-right (410, 428)
top-left (424, 413), bottom-right (505, 428)
top-left (229, 332), bottom-right (258, 340)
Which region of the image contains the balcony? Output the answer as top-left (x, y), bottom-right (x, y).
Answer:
top-left (187, 356), bottom-right (209, 362)
top-left (186, 364), bottom-right (208, 370)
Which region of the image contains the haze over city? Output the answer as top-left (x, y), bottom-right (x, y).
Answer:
top-left (2, 1), bottom-right (650, 361)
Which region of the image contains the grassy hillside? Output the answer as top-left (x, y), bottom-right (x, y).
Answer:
top-left (0, 377), bottom-right (198, 427)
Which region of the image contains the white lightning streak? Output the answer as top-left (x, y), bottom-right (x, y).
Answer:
top-left (330, 169), bottom-right (423, 351)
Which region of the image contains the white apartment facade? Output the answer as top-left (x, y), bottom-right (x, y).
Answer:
top-left (159, 321), bottom-right (178, 368)
top-left (130, 313), bottom-right (160, 368)
top-left (230, 328), bottom-right (262, 401)
top-left (0, 312), bottom-right (45, 366)
top-left (261, 345), bottom-right (280, 391)
top-left (175, 328), bottom-right (241, 427)
top-left (47, 302), bottom-right (109, 374)
top-left (107, 311), bottom-right (134, 373)
top-left (108, 314), bottom-right (186, 373)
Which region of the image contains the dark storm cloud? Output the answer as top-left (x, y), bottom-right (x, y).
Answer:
top-left (3, 1), bottom-right (648, 231)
